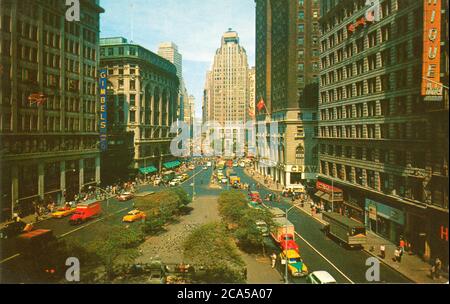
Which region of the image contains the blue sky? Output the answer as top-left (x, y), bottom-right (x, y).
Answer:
top-left (100, 0), bottom-right (256, 118)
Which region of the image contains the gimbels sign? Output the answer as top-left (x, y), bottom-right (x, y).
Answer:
top-left (422, 0), bottom-right (443, 97)
top-left (99, 69), bottom-right (108, 151)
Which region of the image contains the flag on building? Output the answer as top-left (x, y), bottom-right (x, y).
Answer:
top-left (256, 97), bottom-right (265, 111)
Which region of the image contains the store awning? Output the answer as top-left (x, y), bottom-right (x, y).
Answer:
top-left (139, 166), bottom-right (158, 174)
top-left (321, 192), bottom-right (343, 203)
top-left (163, 160), bottom-right (181, 169)
top-left (315, 191), bottom-right (326, 198)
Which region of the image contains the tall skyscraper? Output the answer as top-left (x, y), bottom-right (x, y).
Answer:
top-left (203, 29), bottom-right (250, 156)
top-left (158, 42), bottom-right (188, 123)
top-left (0, 0), bottom-right (104, 220)
top-left (158, 42), bottom-right (182, 79)
top-left (254, 0), bottom-right (320, 189)
top-left (318, 0), bottom-right (448, 262)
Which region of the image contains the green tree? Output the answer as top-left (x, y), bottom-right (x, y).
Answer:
top-left (88, 224), bottom-right (144, 280)
top-left (183, 222), bottom-right (246, 283)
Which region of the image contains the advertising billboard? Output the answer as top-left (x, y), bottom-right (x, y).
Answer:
top-left (99, 69), bottom-right (108, 151)
top-left (422, 0), bottom-right (443, 98)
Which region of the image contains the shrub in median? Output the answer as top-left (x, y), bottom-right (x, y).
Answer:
top-left (183, 222), bottom-right (246, 283)
top-left (218, 191), bottom-right (273, 252)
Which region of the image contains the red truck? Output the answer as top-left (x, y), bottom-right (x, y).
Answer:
top-left (271, 217), bottom-right (300, 253)
top-left (69, 200), bottom-right (102, 225)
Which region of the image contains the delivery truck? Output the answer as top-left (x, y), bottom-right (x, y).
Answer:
top-left (69, 199), bottom-right (102, 225)
top-left (322, 212), bottom-right (367, 248)
top-left (270, 218), bottom-right (299, 252)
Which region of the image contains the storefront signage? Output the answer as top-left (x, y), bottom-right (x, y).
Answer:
top-left (316, 181), bottom-right (342, 194)
top-left (368, 204), bottom-right (377, 220)
top-left (99, 69), bottom-right (108, 151)
top-left (421, 0), bottom-right (443, 97)
top-left (365, 199), bottom-right (405, 225)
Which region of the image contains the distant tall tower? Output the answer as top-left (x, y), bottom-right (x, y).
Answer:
top-left (204, 29), bottom-right (250, 156)
top-left (158, 42), bottom-right (187, 121)
top-left (206, 29), bottom-right (249, 124)
top-left (158, 42), bottom-right (182, 79)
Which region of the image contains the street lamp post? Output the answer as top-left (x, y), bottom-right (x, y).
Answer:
top-left (284, 202), bottom-right (302, 284)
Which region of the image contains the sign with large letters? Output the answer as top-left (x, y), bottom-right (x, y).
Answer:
top-left (99, 69), bottom-right (108, 151)
top-left (422, 0), bottom-right (443, 97)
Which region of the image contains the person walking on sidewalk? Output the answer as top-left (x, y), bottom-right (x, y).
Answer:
top-left (431, 257), bottom-right (442, 280)
top-left (271, 253), bottom-right (277, 269)
top-left (380, 244), bottom-right (386, 259)
top-left (394, 247), bottom-right (402, 263)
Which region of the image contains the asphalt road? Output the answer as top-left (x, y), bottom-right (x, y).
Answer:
top-left (0, 162), bottom-right (412, 283)
top-left (233, 167), bottom-right (412, 284)
top-left (0, 165), bottom-right (214, 283)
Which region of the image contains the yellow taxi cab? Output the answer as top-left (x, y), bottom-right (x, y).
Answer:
top-left (181, 173), bottom-right (189, 181)
top-left (280, 249), bottom-right (308, 277)
top-left (51, 207), bottom-right (77, 219)
top-left (122, 210), bottom-right (146, 223)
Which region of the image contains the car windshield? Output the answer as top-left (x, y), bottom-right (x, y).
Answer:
top-left (288, 257), bottom-right (300, 264)
top-left (283, 235), bottom-right (294, 241)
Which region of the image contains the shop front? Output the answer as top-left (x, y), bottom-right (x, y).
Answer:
top-left (342, 192), bottom-right (365, 223)
top-left (428, 208), bottom-right (449, 264)
top-left (315, 181), bottom-right (343, 212)
top-left (365, 198), bottom-right (405, 244)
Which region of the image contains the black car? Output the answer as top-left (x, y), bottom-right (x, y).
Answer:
top-left (0, 220), bottom-right (26, 239)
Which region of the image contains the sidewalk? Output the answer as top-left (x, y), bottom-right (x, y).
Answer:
top-left (244, 168), bottom-right (448, 284)
top-left (0, 213), bottom-right (52, 230)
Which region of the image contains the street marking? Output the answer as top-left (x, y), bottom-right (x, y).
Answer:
top-left (294, 230), bottom-right (354, 284)
top-left (0, 253), bottom-right (21, 264)
top-left (57, 207), bottom-right (130, 238)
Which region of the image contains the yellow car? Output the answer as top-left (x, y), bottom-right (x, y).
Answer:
top-left (52, 207), bottom-right (77, 219)
top-left (122, 210), bottom-right (146, 223)
top-left (280, 250), bottom-right (308, 277)
top-left (181, 174), bottom-right (189, 181)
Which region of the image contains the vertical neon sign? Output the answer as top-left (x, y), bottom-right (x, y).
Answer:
top-left (99, 69), bottom-right (108, 151)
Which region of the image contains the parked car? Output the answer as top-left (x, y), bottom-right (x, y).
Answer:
top-left (279, 250), bottom-right (308, 277)
top-left (306, 271), bottom-right (337, 284)
top-left (255, 220), bottom-right (269, 236)
top-left (117, 192), bottom-right (134, 201)
top-left (169, 178), bottom-right (181, 186)
top-left (122, 210), bottom-right (146, 223)
top-left (153, 178), bottom-right (162, 186)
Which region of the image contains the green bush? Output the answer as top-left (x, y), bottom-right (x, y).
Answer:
top-left (183, 222), bottom-right (246, 283)
top-left (218, 190), bottom-right (273, 252)
top-left (134, 189), bottom-right (191, 235)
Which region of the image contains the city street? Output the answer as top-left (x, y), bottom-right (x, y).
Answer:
top-left (0, 162), bottom-right (415, 283)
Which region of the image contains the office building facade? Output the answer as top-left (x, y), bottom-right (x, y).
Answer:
top-left (0, 0), bottom-right (104, 220)
top-left (100, 37), bottom-right (179, 174)
top-left (318, 0), bottom-right (448, 261)
top-left (254, 0), bottom-right (320, 189)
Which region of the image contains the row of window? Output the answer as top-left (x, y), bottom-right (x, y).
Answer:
top-left (319, 160), bottom-right (423, 200)
top-left (319, 122), bottom-right (427, 140)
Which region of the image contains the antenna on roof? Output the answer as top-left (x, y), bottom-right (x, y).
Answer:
top-left (130, 1), bottom-right (135, 43)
